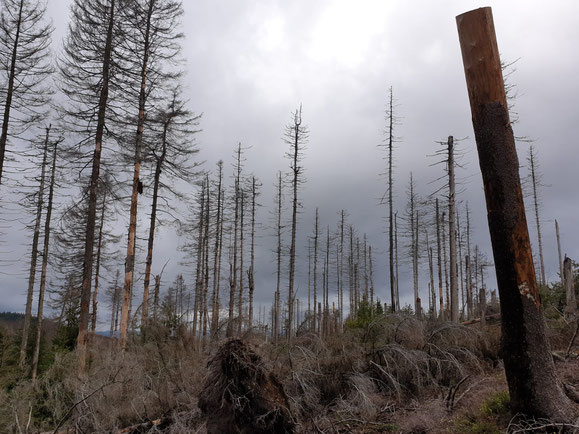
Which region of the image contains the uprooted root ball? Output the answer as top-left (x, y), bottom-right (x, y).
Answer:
top-left (198, 338), bottom-right (295, 434)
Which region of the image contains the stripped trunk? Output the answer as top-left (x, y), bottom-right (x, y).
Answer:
top-left (91, 187), bottom-right (107, 333)
top-left (556, 220), bottom-right (564, 286)
top-left (77, 0), bottom-right (116, 372)
top-left (120, 0), bottom-right (154, 351)
top-left (313, 208), bottom-right (319, 333)
top-left (31, 138), bottom-right (57, 380)
top-left (436, 199), bottom-right (444, 318)
top-left (448, 136), bottom-right (459, 322)
top-left (248, 177), bottom-right (257, 329)
top-left (457, 7), bottom-right (576, 420)
top-left (19, 126), bottom-right (50, 369)
top-left (211, 162), bottom-right (224, 338)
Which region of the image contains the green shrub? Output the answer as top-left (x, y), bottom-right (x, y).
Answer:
top-left (481, 390), bottom-right (510, 416)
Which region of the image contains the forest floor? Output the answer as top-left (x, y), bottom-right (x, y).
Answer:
top-left (1, 314), bottom-right (578, 433)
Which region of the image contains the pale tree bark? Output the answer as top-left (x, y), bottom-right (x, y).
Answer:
top-left (227, 144), bottom-right (242, 337)
top-left (339, 210), bottom-right (345, 324)
top-left (31, 138), bottom-right (57, 380)
top-left (91, 187), bottom-right (107, 334)
top-left (19, 126), bottom-right (50, 370)
top-left (457, 6), bottom-right (576, 420)
top-left (248, 177), bottom-right (258, 330)
top-left (436, 199), bottom-right (444, 318)
top-left (384, 87), bottom-right (396, 312)
top-left (211, 161), bottom-right (224, 338)
top-left (556, 220), bottom-right (564, 287)
top-left (527, 145), bottom-right (546, 286)
top-left (192, 180), bottom-right (205, 340)
top-left (442, 211), bottom-right (449, 319)
top-left (119, 0), bottom-right (155, 351)
top-left (237, 189), bottom-right (244, 334)
top-left (563, 256), bottom-right (576, 320)
top-left (466, 204), bottom-right (473, 319)
top-left (448, 136), bottom-right (459, 322)
top-left (76, 0), bottom-right (117, 372)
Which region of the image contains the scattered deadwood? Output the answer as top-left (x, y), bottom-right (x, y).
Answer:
top-left (198, 339), bottom-right (295, 433)
top-left (462, 313), bottom-right (501, 326)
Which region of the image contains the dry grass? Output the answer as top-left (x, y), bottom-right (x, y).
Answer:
top-left (2, 313), bottom-right (577, 433)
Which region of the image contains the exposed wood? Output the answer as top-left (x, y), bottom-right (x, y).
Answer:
top-left (448, 136), bottom-right (459, 322)
top-left (556, 220), bottom-right (564, 287)
top-left (563, 256), bottom-right (577, 320)
top-left (457, 6), bottom-right (576, 421)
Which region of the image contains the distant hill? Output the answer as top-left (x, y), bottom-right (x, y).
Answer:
top-left (0, 312), bottom-right (25, 329)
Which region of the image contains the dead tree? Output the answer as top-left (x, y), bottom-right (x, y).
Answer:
top-left (284, 106), bottom-right (308, 340)
top-left (247, 176), bottom-right (260, 330)
top-left (526, 145), bottom-right (546, 286)
top-left (227, 144), bottom-right (243, 337)
top-left (273, 171), bottom-right (283, 342)
top-left (31, 136), bottom-right (57, 380)
top-left (457, 6), bottom-right (576, 421)
top-left (211, 161), bottom-right (224, 338)
top-left (0, 0), bottom-right (53, 185)
top-left (312, 208), bottom-right (319, 333)
top-left (436, 199), bottom-right (444, 318)
top-left (555, 220), bottom-right (564, 287)
top-left (447, 137), bottom-right (459, 322)
top-left (19, 126), bottom-right (51, 369)
top-left (563, 256), bottom-right (576, 320)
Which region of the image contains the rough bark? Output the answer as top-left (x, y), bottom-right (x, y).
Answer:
top-left (457, 6), bottom-right (577, 420)
top-left (436, 199), bottom-right (444, 318)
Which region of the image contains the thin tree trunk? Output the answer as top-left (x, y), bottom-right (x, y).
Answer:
top-left (91, 187), bottom-right (107, 334)
top-left (238, 189), bottom-right (244, 334)
top-left (19, 126), bottom-right (50, 370)
top-left (339, 210), bottom-right (345, 326)
top-left (153, 275), bottom-right (160, 322)
top-left (528, 146), bottom-right (546, 286)
top-left (466, 204), bottom-right (473, 319)
top-left (119, 0), bottom-right (153, 351)
top-left (457, 7), bottom-right (576, 420)
top-left (142, 120), bottom-right (168, 329)
top-left (395, 212), bottom-right (399, 310)
top-left (448, 136), bottom-right (459, 322)
top-left (369, 246), bottom-right (375, 314)
top-left (0, 0), bottom-right (23, 184)
top-left (227, 144), bottom-right (241, 337)
top-left (556, 220), bottom-right (564, 287)
top-left (31, 138), bottom-right (57, 380)
top-left (248, 177), bottom-right (256, 329)
top-left (203, 177), bottom-right (211, 339)
top-left (563, 256), bottom-right (577, 320)
top-left (442, 211), bottom-right (449, 319)
top-left (436, 199), bottom-right (444, 318)
top-left (77, 0), bottom-right (116, 372)
top-left (211, 162), bottom-right (223, 338)
top-left (387, 87), bottom-right (396, 312)
top-left (313, 208), bottom-right (319, 333)
top-left (274, 172), bottom-right (282, 342)
top-left (192, 182), bottom-right (205, 340)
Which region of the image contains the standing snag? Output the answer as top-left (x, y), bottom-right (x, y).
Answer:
top-left (456, 6), bottom-right (577, 421)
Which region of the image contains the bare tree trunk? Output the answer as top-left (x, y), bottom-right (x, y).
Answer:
top-left (227, 144), bottom-right (242, 337)
top-left (457, 209), bottom-right (465, 318)
top-left (339, 210), bottom-right (345, 326)
top-left (287, 108), bottom-right (304, 341)
top-left (0, 0), bottom-right (23, 184)
top-left (457, 7), bottom-right (576, 420)
top-left (238, 189), bottom-right (244, 334)
top-left (192, 182), bottom-right (205, 340)
top-left (325, 226), bottom-right (330, 337)
top-left (564, 256), bottom-right (577, 320)
top-left (386, 87), bottom-right (396, 312)
top-left (203, 177), bottom-right (211, 339)
top-left (436, 199), bottom-right (444, 318)
top-left (31, 138), bottom-right (57, 380)
top-left (395, 212), bottom-right (400, 310)
top-left (528, 146), bottom-right (546, 286)
top-left (211, 162), bottom-right (224, 338)
top-left (274, 172), bottom-right (282, 342)
top-left (90, 187), bottom-right (106, 334)
top-left (109, 271), bottom-right (120, 337)
top-left (556, 220), bottom-right (564, 287)
top-left (448, 136), bottom-right (459, 322)
top-left (153, 275), bottom-right (160, 323)
top-left (119, 0), bottom-right (154, 351)
top-left (142, 120), bottom-right (169, 329)
top-left (77, 0), bottom-right (116, 372)
top-left (427, 234), bottom-right (436, 317)
top-left (313, 208), bottom-right (319, 333)
top-left (248, 177), bottom-right (257, 330)
top-left (369, 245), bottom-right (375, 314)
top-left (19, 126), bottom-right (50, 370)
top-left (442, 211), bottom-right (449, 319)
top-left (466, 204), bottom-right (473, 319)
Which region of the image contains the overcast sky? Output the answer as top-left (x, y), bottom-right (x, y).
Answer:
top-left (1, 0), bottom-right (578, 328)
